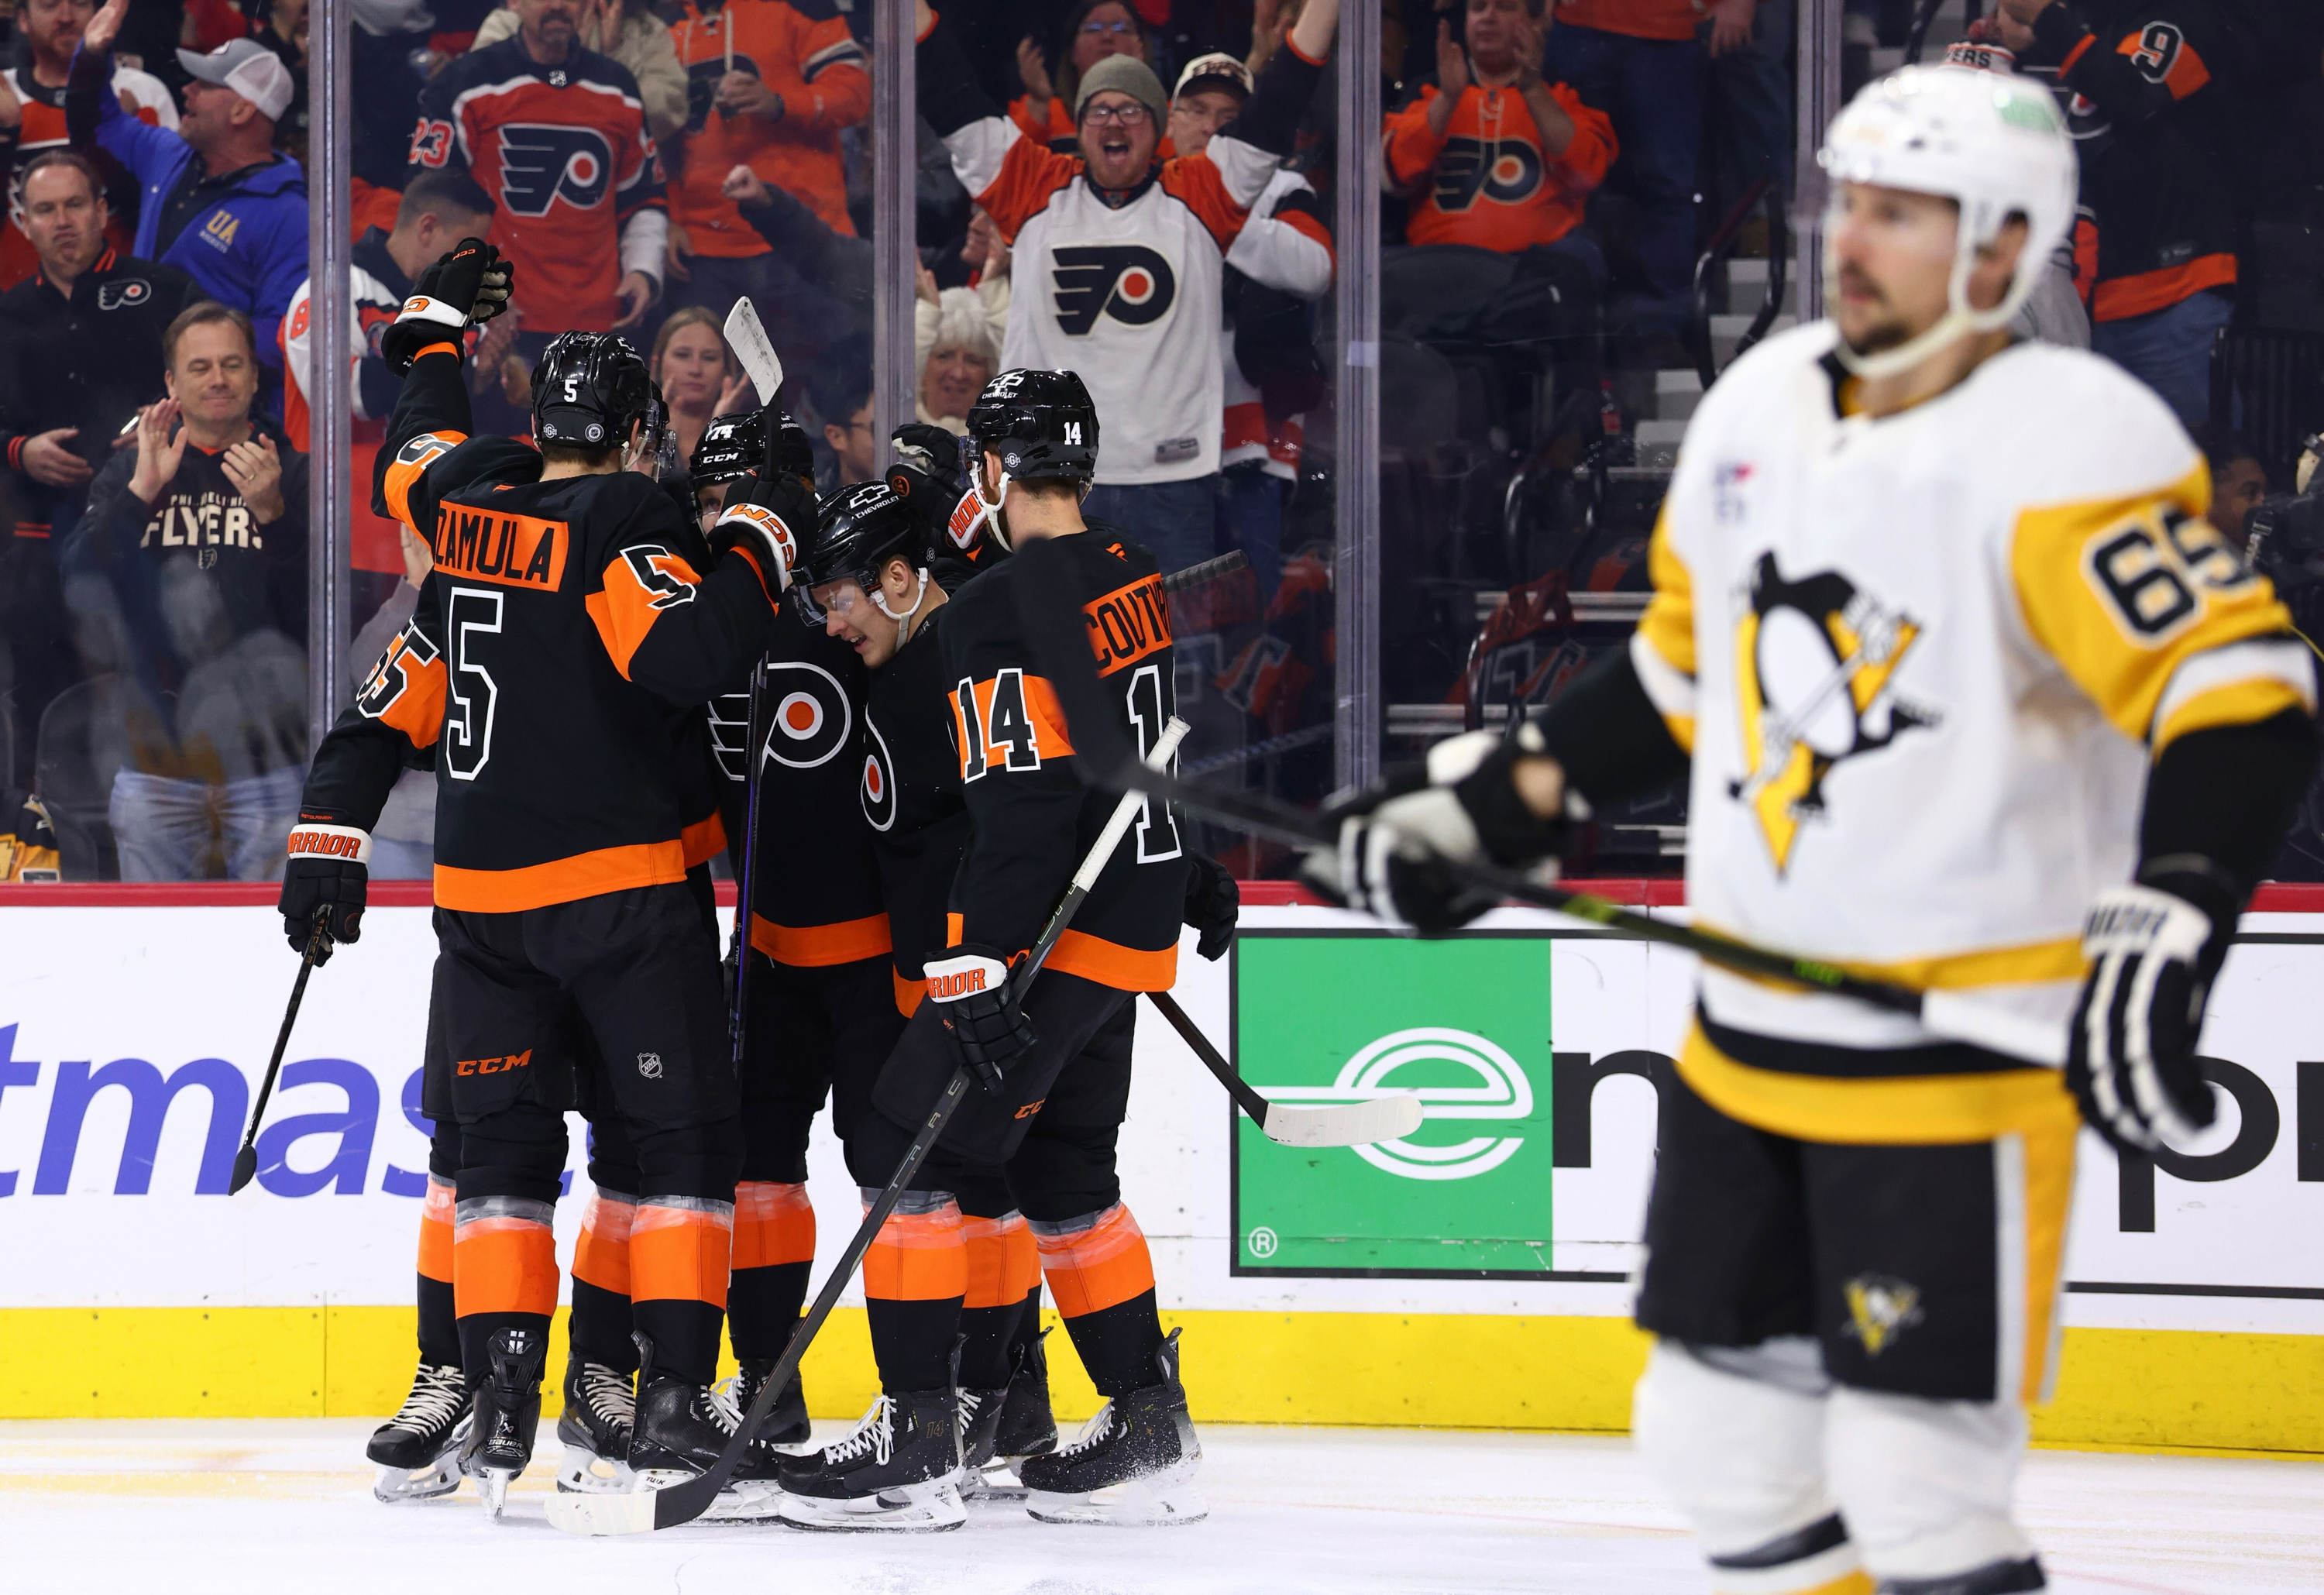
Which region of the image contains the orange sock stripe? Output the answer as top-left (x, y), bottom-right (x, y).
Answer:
top-left (571, 1192), bottom-right (637, 1297)
top-left (1004, 1224), bottom-right (1040, 1300)
top-left (864, 1205), bottom-right (968, 1302)
top-left (733, 1181), bottom-right (816, 1269)
top-left (962, 1212), bottom-right (1029, 1309)
top-left (417, 1177), bottom-right (455, 1284)
top-left (1035, 1205), bottom-right (1154, 1318)
top-left (452, 1216), bottom-right (559, 1318)
top-left (630, 1202), bottom-right (734, 1309)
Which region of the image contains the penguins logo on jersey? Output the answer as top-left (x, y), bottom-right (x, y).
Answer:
top-left (497, 125), bottom-right (614, 216)
top-left (762, 660), bottom-right (853, 769)
top-left (861, 714), bottom-right (898, 831)
top-left (1431, 137), bottom-right (1544, 212)
top-left (1052, 245), bottom-right (1177, 335)
top-left (1728, 553), bottom-right (1937, 873)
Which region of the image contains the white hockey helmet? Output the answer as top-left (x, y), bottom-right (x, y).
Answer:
top-left (1816, 64), bottom-right (2078, 377)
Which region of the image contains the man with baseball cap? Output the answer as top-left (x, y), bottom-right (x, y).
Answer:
top-left (66, 0), bottom-right (310, 405)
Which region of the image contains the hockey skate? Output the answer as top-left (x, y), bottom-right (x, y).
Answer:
top-left (367, 1362), bottom-right (471, 1503)
top-left (720, 1356), bottom-right (812, 1452)
top-left (961, 1332), bottom-right (1058, 1500)
top-left (459, 1327), bottom-right (545, 1521)
top-left (554, 1359), bottom-right (638, 1495)
top-left (773, 1389), bottom-right (965, 1531)
top-left (1021, 1329), bottom-right (1205, 1525)
top-left (627, 1335), bottom-right (780, 1521)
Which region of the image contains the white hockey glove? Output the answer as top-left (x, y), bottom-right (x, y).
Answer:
top-left (1301, 727), bottom-right (1572, 936)
top-left (708, 470), bottom-right (810, 596)
top-left (2065, 879), bottom-right (2229, 1152)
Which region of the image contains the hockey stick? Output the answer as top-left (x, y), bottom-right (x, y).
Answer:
top-left (721, 297), bottom-right (784, 409)
top-left (1160, 548), bottom-right (1247, 595)
top-left (728, 657), bottom-right (771, 1068)
top-left (228, 913), bottom-right (331, 1195)
top-left (1004, 537), bottom-right (2067, 1070)
top-left (546, 720), bottom-right (1191, 1536)
top-left (1145, 989), bottom-right (1422, 1147)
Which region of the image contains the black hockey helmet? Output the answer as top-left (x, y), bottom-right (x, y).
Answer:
top-left (693, 407), bottom-right (816, 487)
top-left (964, 368), bottom-right (1098, 484)
top-left (792, 479), bottom-right (929, 627)
top-left (532, 331), bottom-right (653, 453)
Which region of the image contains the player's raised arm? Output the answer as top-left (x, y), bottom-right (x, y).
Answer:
top-left (373, 239), bottom-right (515, 526)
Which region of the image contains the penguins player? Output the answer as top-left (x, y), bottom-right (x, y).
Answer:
top-left (1310, 70), bottom-right (2318, 1595)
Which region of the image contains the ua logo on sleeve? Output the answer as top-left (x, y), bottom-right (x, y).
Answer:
top-left (1051, 245), bottom-right (1177, 335)
top-left (498, 124), bottom-right (614, 216)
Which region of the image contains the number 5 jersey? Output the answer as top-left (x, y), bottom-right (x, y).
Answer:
top-left (300, 342), bottom-right (779, 912)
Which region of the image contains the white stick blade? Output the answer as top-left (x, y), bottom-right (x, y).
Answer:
top-left (1260, 1091), bottom-right (1424, 1148)
top-left (720, 298), bottom-right (784, 407)
top-left (545, 1487), bottom-right (658, 1537)
top-left (1919, 991), bottom-right (2066, 1070)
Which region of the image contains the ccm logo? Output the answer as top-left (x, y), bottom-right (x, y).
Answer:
top-left (929, 968), bottom-right (990, 1000)
top-left (1013, 1098), bottom-right (1046, 1120)
top-left (287, 831), bottom-right (365, 858)
top-left (456, 1050), bottom-right (533, 1076)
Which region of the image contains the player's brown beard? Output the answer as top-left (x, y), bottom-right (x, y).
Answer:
top-left (1837, 265), bottom-right (1914, 356)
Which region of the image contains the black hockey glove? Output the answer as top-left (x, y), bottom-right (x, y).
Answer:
top-left (1302, 727), bottom-right (1571, 936)
top-left (279, 820), bottom-right (371, 964)
top-left (380, 237), bottom-right (513, 374)
top-left (1183, 852), bottom-right (1239, 961)
top-left (709, 469), bottom-right (812, 596)
top-left (2065, 868), bottom-right (2233, 1153)
top-left (925, 944), bottom-right (1037, 1091)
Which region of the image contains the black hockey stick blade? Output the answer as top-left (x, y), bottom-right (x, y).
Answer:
top-left (229, 914), bottom-right (331, 1195)
top-left (1144, 989), bottom-right (1422, 1146)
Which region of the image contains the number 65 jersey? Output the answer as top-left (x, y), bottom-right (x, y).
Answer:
top-left (1636, 323), bottom-right (2315, 1051)
top-left (300, 344), bottom-right (780, 912)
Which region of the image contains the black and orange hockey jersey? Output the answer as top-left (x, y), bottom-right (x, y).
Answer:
top-left (1384, 81), bottom-right (1616, 252)
top-left (665, 0), bottom-right (869, 253)
top-left (407, 37), bottom-right (667, 333)
top-left (863, 600), bottom-right (971, 1013)
top-left (301, 341), bottom-right (780, 912)
top-left (940, 525), bottom-right (1187, 991)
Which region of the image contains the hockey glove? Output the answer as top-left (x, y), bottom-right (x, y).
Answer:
top-left (888, 423), bottom-right (964, 542)
top-left (1183, 852), bottom-right (1239, 961)
top-left (279, 821), bottom-right (371, 964)
top-left (380, 237), bottom-right (513, 374)
top-left (709, 469), bottom-right (811, 597)
top-left (1302, 727), bottom-right (1571, 936)
top-left (2066, 871), bottom-right (2233, 1153)
top-left (925, 944), bottom-right (1037, 1092)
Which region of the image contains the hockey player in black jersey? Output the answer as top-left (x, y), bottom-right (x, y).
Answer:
top-left (277, 240), bottom-right (799, 1518)
top-left (774, 370), bottom-right (1205, 1529)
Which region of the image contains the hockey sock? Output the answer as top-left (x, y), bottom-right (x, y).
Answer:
top-left (1033, 1204), bottom-right (1165, 1399)
top-left (631, 1196), bottom-right (734, 1388)
top-left (728, 1181), bottom-right (816, 1361)
top-left (452, 1195), bottom-right (559, 1379)
top-left (863, 1189), bottom-right (968, 1393)
top-left (958, 1209), bottom-right (1039, 1389)
top-left (569, 1187), bottom-right (638, 1372)
top-left (415, 1175), bottom-right (459, 1367)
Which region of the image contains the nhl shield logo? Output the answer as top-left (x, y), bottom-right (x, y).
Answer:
top-left (1842, 1274), bottom-right (1924, 1358)
top-left (637, 1052), bottom-right (663, 1078)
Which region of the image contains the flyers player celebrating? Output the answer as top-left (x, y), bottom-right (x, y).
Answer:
top-left (773, 370), bottom-right (1202, 1530)
top-left (1312, 68), bottom-right (2317, 1595)
top-left (276, 239), bottom-right (800, 1517)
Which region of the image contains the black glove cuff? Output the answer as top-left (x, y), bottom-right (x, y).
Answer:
top-left (1455, 748), bottom-right (1569, 868)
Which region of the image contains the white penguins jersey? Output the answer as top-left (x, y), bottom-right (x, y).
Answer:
top-left (1632, 321), bottom-right (2313, 1057)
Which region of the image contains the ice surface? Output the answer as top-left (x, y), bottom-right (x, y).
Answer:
top-left (2, 1421), bottom-right (2319, 1593)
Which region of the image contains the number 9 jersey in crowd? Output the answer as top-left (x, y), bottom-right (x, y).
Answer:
top-left (301, 342), bottom-right (781, 909)
top-left (1635, 322), bottom-right (2315, 1074)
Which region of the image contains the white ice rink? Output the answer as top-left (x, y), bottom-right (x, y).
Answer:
top-left (2, 1421), bottom-right (2320, 1593)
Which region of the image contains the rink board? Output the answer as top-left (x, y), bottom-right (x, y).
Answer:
top-left (4, 899), bottom-right (2323, 1452)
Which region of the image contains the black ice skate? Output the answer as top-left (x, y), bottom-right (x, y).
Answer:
top-left (459, 1327), bottom-right (545, 1520)
top-left (722, 1356), bottom-right (812, 1453)
top-left (1020, 1328), bottom-right (1205, 1525)
top-left (773, 1389), bottom-right (965, 1531)
top-left (367, 1362), bottom-right (470, 1504)
top-left (627, 1334), bottom-right (779, 1521)
top-left (554, 1359), bottom-right (638, 1495)
top-left (961, 1332), bottom-right (1058, 1500)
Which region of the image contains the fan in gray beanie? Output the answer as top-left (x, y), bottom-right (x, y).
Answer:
top-left (1074, 53), bottom-right (1170, 132)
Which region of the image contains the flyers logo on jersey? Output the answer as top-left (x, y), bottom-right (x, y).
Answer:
top-left (1052, 245), bottom-right (1177, 335)
top-left (96, 278), bottom-right (150, 311)
top-left (498, 124), bottom-right (615, 216)
top-left (861, 717), bottom-right (899, 831)
top-left (1727, 552), bottom-right (1938, 874)
top-left (1083, 573), bottom-right (1172, 678)
top-left (433, 507), bottom-right (570, 591)
top-left (1432, 136), bottom-right (1545, 212)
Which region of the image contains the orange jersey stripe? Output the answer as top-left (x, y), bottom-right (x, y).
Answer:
top-left (631, 1202), bottom-right (734, 1308)
top-left (570, 1192), bottom-right (637, 1296)
top-left (1035, 1204), bottom-right (1154, 1318)
top-left (864, 1205), bottom-right (968, 1303)
top-left (2092, 253), bottom-right (2237, 322)
top-left (1083, 572), bottom-right (1174, 679)
top-left (416, 1177), bottom-right (455, 1284)
top-left (681, 813), bottom-right (727, 869)
top-left (750, 910), bottom-right (894, 967)
top-left (381, 428), bottom-right (466, 528)
top-left (430, 504), bottom-right (569, 592)
top-left (733, 1181), bottom-right (816, 1270)
top-left (452, 1215), bottom-right (560, 1318)
top-left (585, 547), bottom-right (708, 680)
top-left (1156, 155), bottom-right (1253, 253)
top-left (434, 840), bottom-right (689, 913)
top-left (361, 630), bottom-right (449, 749)
top-left (1047, 928), bottom-right (1179, 992)
top-left (894, 967), bottom-right (929, 1017)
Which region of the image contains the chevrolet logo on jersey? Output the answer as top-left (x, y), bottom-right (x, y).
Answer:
top-left (1052, 245), bottom-right (1177, 335)
top-left (1728, 552), bottom-right (1937, 874)
top-left (1432, 136), bottom-right (1544, 211)
top-left (498, 124), bottom-right (614, 216)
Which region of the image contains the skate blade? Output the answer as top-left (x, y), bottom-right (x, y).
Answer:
top-left (775, 1477), bottom-right (966, 1532)
top-left (476, 1466), bottom-right (521, 1521)
top-left (371, 1456), bottom-right (462, 1504)
top-left (1026, 1466), bottom-right (1206, 1527)
top-left (555, 1443), bottom-right (640, 1495)
top-left (960, 1459), bottom-right (1028, 1501)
